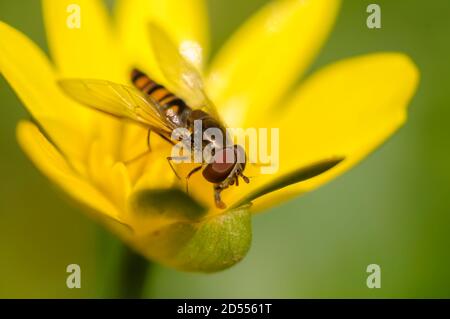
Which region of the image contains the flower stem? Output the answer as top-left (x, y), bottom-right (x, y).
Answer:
top-left (117, 246), bottom-right (151, 299)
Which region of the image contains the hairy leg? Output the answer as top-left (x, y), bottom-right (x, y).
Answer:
top-left (185, 165), bottom-right (203, 193)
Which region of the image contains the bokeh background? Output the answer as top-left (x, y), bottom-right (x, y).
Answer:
top-left (1, 0), bottom-right (449, 298)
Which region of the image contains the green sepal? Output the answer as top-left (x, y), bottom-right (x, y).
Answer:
top-left (133, 205), bottom-right (252, 273)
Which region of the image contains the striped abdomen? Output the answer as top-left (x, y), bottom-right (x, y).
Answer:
top-left (131, 68), bottom-right (189, 126)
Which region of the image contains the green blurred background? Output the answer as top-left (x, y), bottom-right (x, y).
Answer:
top-left (1, 0), bottom-right (449, 298)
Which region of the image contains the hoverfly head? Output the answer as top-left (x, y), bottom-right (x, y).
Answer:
top-left (202, 144), bottom-right (248, 186)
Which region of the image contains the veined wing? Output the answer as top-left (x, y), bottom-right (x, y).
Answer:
top-left (149, 23), bottom-right (222, 122)
top-left (58, 79), bottom-right (174, 134)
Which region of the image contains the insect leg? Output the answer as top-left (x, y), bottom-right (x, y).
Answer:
top-left (185, 165), bottom-right (203, 194)
top-left (124, 128), bottom-right (153, 166)
top-left (214, 184), bottom-right (227, 209)
top-left (167, 156), bottom-right (182, 180)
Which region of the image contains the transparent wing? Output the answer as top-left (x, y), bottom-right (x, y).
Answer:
top-left (58, 79), bottom-right (174, 134)
top-left (149, 23), bottom-right (222, 121)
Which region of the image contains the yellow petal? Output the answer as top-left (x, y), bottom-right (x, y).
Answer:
top-left (207, 0), bottom-right (341, 128)
top-left (16, 121), bottom-right (123, 221)
top-left (225, 53), bottom-right (419, 212)
top-left (86, 140), bottom-right (131, 215)
top-left (42, 0), bottom-right (125, 80)
top-left (0, 21), bottom-right (92, 161)
top-left (114, 0), bottom-right (209, 83)
top-left (43, 0), bottom-right (133, 159)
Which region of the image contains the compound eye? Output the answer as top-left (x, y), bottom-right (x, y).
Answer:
top-left (202, 162), bottom-right (235, 183)
top-left (202, 148), bottom-right (236, 183)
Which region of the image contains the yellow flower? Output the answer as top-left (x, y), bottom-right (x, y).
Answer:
top-left (0, 0), bottom-right (419, 272)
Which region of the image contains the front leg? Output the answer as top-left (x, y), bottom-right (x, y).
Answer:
top-left (167, 156), bottom-right (182, 180)
top-left (185, 165), bottom-right (203, 193)
top-left (214, 184), bottom-right (227, 209)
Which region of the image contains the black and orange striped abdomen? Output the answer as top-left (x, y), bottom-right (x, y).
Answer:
top-left (131, 68), bottom-right (189, 125)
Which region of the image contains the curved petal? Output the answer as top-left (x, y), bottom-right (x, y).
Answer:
top-left (86, 141), bottom-right (131, 215)
top-left (42, 0), bottom-right (125, 81)
top-left (16, 121), bottom-right (122, 221)
top-left (225, 53), bottom-right (420, 212)
top-left (43, 0), bottom-right (133, 159)
top-left (207, 0), bottom-right (341, 128)
top-left (0, 21), bottom-right (92, 161)
top-left (114, 0), bottom-right (209, 83)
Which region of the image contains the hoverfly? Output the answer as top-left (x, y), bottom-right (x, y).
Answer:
top-left (58, 24), bottom-right (249, 209)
